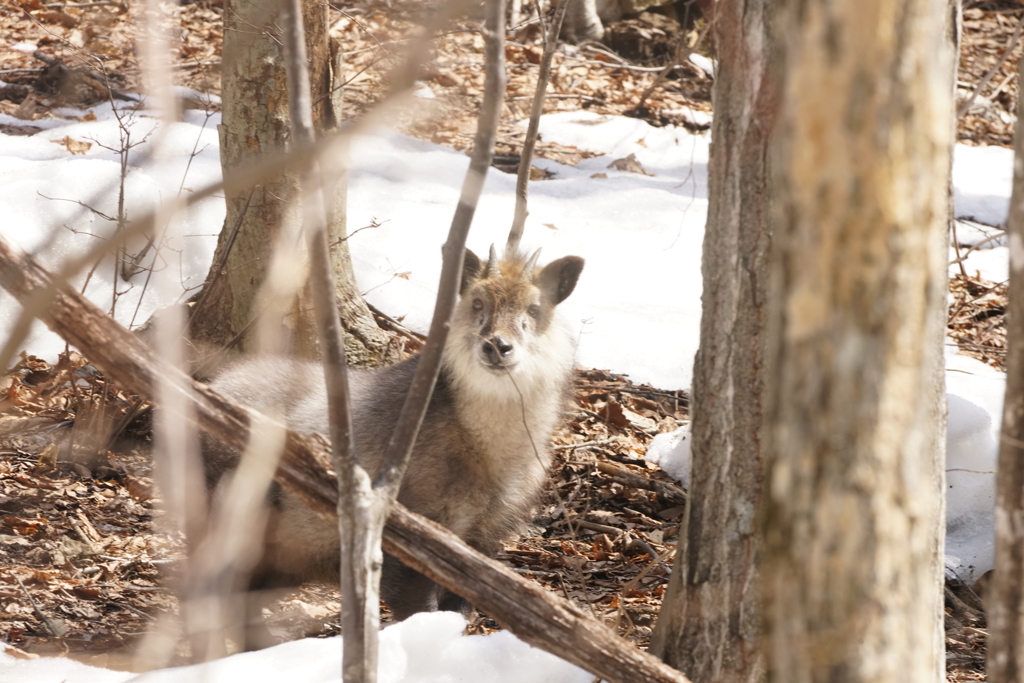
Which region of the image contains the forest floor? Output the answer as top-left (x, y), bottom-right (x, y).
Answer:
top-left (0, 0), bottom-right (1014, 679)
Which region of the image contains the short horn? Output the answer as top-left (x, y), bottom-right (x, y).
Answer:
top-left (523, 248), bottom-right (541, 279)
top-left (487, 244), bottom-right (498, 275)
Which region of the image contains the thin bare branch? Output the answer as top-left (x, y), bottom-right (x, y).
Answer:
top-left (279, 0), bottom-right (377, 678)
top-left (507, 0), bottom-right (571, 254)
top-left (373, 0), bottom-right (507, 502)
top-left (957, 12), bottom-right (1024, 119)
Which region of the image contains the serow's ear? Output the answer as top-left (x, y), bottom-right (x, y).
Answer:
top-left (536, 256), bottom-right (584, 305)
top-left (460, 249), bottom-right (483, 295)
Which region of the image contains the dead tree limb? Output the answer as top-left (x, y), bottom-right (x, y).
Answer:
top-left (0, 238), bottom-right (690, 683)
top-left (507, 0), bottom-right (572, 254)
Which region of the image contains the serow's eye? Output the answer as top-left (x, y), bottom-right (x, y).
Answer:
top-left (527, 304), bottom-right (540, 318)
top-left (472, 299), bottom-right (484, 312)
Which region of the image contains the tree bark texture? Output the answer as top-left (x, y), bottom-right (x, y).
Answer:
top-left (648, 2), bottom-right (775, 682)
top-left (192, 0), bottom-right (391, 366)
top-left (986, 42), bottom-right (1024, 683)
top-left (763, 1), bottom-right (952, 681)
top-left (323, 37), bottom-right (398, 369)
top-left (0, 236), bottom-right (691, 683)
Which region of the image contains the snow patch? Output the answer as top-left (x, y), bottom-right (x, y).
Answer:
top-left (944, 349), bottom-right (1006, 583)
top-left (645, 425), bottom-right (691, 489)
top-left (0, 612), bottom-right (593, 683)
top-left (953, 144), bottom-right (1014, 227)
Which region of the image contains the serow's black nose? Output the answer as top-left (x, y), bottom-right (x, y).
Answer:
top-left (482, 336), bottom-right (514, 363)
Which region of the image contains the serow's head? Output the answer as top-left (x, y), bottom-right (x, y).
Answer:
top-left (448, 246), bottom-right (584, 381)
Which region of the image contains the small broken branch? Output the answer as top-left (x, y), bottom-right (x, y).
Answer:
top-left (597, 460), bottom-right (687, 506)
top-left (11, 571), bottom-right (58, 636)
top-left (957, 13), bottom-right (1024, 119)
top-left (365, 302), bottom-right (425, 344)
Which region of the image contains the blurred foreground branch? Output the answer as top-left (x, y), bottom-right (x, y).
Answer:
top-left (280, 0), bottom-right (508, 679)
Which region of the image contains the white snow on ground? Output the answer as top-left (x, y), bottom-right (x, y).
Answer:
top-left (347, 110), bottom-right (708, 390)
top-left (0, 612), bottom-right (594, 683)
top-left (944, 350), bottom-right (1007, 583)
top-left (0, 95), bottom-right (1014, 678)
top-left (953, 143), bottom-right (1015, 228)
top-left (0, 98), bottom-right (223, 361)
top-left (644, 425), bottom-right (691, 489)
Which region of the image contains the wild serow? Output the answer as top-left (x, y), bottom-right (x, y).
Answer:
top-left (201, 247), bottom-right (584, 626)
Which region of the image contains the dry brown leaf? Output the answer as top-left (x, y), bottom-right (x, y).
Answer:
top-left (13, 94), bottom-right (40, 121)
top-left (124, 475), bottom-right (153, 501)
top-left (2, 643), bottom-right (39, 660)
top-left (72, 585), bottom-right (104, 600)
top-left (607, 153), bottom-right (652, 176)
top-left (37, 10), bottom-right (78, 27)
top-left (52, 136), bottom-right (92, 155)
top-left (2, 516), bottom-right (49, 538)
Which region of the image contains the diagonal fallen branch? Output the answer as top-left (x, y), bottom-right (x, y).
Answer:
top-left (0, 236), bottom-right (691, 683)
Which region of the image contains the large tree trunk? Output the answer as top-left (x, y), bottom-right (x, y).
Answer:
top-left (986, 37), bottom-right (1024, 683)
top-left (762, 0), bottom-right (952, 680)
top-left (189, 0), bottom-right (393, 367)
top-left (648, 1), bottom-right (775, 682)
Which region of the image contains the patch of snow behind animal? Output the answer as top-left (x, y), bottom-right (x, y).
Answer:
top-left (644, 425), bottom-right (691, 489)
top-left (644, 350), bottom-right (1005, 585)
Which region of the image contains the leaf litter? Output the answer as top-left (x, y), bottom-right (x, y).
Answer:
top-left (0, 347), bottom-right (689, 667)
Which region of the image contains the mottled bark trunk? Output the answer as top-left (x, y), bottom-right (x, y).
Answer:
top-left (986, 36), bottom-right (1024, 683)
top-left (190, 0), bottom-right (392, 367)
top-left (763, 1), bottom-right (952, 681)
top-left (648, 2), bottom-right (775, 682)
top-left (324, 38), bottom-right (398, 368)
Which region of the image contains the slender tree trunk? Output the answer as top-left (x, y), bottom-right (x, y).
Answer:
top-left (986, 37), bottom-right (1024, 683)
top-left (763, 1), bottom-right (952, 681)
top-left (649, 2), bottom-right (775, 681)
top-left (190, 0), bottom-right (392, 366)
